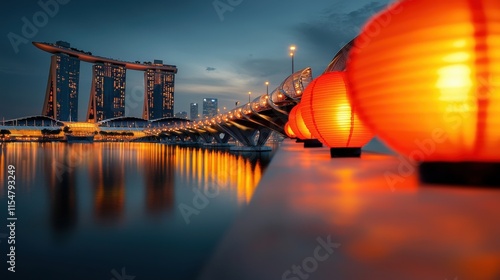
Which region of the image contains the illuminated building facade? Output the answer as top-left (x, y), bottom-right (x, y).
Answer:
top-left (34, 42), bottom-right (178, 122)
top-left (143, 60), bottom-right (175, 120)
top-left (87, 63), bottom-right (126, 122)
top-left (190, 103), bottom-right (199, 120)
top-left (42, 41), bottom-right (80, 121)
top-left (203, 98), bottom-right (218, 117)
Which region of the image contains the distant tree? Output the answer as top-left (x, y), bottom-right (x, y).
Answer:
top-left (41, 128), bottom-right (61, 140)
top-left (0, 129), bottom-right (11, 137)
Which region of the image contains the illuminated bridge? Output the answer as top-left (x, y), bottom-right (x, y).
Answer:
top-left (146, 40), bottom-right (354, 150)
top-left (1, 41), bottom-right (353, 148)
top-left (146, 67), bottom-right (310, 150)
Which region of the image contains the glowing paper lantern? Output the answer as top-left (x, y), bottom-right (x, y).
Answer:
top-left (301, 72), bottom-right (373, 157)
top-left (284, 122), bottom-right (296, 138)
top-left (347, 0), bottom-right (500, 184)
top-left (288, 105), bottom-right (312, 140)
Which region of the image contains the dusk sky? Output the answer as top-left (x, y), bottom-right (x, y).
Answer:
top-left (1, 0), bottom-right (391, 120)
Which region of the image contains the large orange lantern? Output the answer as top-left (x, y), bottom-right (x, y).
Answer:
top-left (347, 0), bottom-right (500, 184)
top-left (284, 122), bottom-right (296, 138)
top-left (288, 105), bottom-right (323, 147)
top-left (288, 105), bottom-right (312, 140)
top-left (301, 72), bottom-right (374, 157)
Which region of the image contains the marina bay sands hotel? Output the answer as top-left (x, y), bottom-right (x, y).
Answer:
top-left (33, 41), bottom-right (178, 122)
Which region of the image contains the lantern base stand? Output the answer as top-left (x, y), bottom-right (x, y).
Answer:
top-left (419, 162), bottom-right (500, 187)
top-left (296, 139), bottom-right (304, 143)
top-left (330, 147), bottom-right (361, 158)
top-left (303, 139), bottom-right (323, 148)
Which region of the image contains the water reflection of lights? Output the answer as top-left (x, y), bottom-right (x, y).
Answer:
top-left (0, 143), bottom-right (267, 215)
top-left (173, 146), bottom-right (265, 205)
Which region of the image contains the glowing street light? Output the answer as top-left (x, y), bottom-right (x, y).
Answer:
top-left (265, 81), bottom-right (269, 95)
top-left (248, 91), bottom-right (251, 103)
top-left (289, 45), bottom-right (296, 75)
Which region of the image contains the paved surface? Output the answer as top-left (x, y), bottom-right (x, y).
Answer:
top-left (199, 139), bottom-right (500, 280)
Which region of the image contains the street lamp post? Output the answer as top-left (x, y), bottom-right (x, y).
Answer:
top-left (265, 81), bottom-right (269, 95)
top-left (290, 45), bottom-right (296, 75)
top-left (248, 91), bottom-right (251, 103)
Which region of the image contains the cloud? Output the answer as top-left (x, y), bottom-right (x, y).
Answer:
top-left (294, 1), bottom-right (390, 62)
top-left (206, 67), bottom-right (216, 72)
top-left (234, 58), bottom-right (287, 78)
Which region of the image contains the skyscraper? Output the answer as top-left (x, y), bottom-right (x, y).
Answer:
top-left (35, 42), bottom-right (177, 122)
top-left (203, 98), bottom-right (218, 117)
top-left (87, 62), bottom-right (126, 122)
top-left (190, 103), bottom-right (199, 120)
top-left (42, 41), bottom-right (80, 121)
top-left (143, 60), bottom-right (176, 120)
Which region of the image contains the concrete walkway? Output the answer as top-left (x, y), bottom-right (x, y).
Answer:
top-left (199, 139), bottom-right (500, 280)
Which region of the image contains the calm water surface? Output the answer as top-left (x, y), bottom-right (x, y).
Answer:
top-left (0, 142), bottom-right (276, 280)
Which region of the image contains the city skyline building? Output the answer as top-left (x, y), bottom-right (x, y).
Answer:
top-left (87, 63), bottom-right (127, 122)
top-left (34, 42), bottom-right (177, 122)
top-left (143, 60), bottom-right (176, 120)
top-left (42, 41), bottom-right (80, 121)
top-left (203, 98), bottom-right (218, 117)
top-left (190, 103), bottom-right (199, 120)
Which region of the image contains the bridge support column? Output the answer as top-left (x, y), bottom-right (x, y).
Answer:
top-left (256, 128), bottom-right (273, 146)
top-left (219, 126), bottom-right (256, 147)
top-left (218, 125), bottom-right (272, 151)
top-left (200, 133), bottom-right (214, 144)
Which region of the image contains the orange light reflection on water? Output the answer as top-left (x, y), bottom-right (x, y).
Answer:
top-left (173, 146), bottom-right (264, 206)
top-left (0, 143), bottom-right (265, 221)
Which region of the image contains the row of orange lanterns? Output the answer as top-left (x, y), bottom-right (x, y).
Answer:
top-left (286, 0), bottom-right (500, 168)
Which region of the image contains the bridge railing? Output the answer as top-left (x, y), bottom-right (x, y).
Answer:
top-left (156, 67), bottom-right (314, 142)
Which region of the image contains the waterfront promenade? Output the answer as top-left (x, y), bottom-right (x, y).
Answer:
top-left (200, 139), bottom-right (500, 280)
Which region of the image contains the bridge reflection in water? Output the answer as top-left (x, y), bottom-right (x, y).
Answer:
top-left (0, 143), bottom-right (273, 225)
top-left (0, 142), bottom-right (276, 279)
